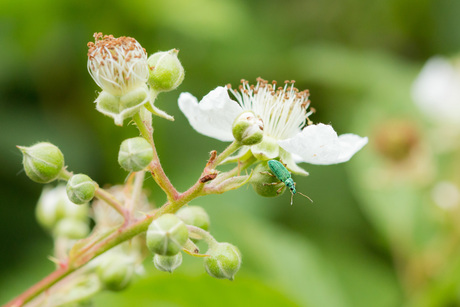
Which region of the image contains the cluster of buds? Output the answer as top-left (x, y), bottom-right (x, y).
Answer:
top-left (87, 33), bottom-right (185, 125)
top-left (146, 206), bottom-right (242, 280)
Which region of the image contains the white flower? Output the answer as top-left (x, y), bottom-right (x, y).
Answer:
top-left (431, 181), bottom-right (460, 210)
top-left (178, 78), bottom-right (367, 174)
top-left (412, 56), bottom-right (460, 124)
top-left (87, 33), bottom-right (149, 96)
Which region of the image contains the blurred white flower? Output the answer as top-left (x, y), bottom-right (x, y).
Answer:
top-left (36, 185), bottom-right (89, 231)
top-left (178, 78), bottom-right (367, 174)
top-left (412, 56), bottom-right (460, 124)
top-left (431, 181), bottom-right (460, 210)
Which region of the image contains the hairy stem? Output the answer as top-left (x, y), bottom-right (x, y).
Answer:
top-left (4, 162), bottom-right (211, 307)
top-left (133, 112), bottom-right (179, 202)
top-left (187, 225), bottom-right (218, 248)
top-left (212, 141), bottom-right (241, 168)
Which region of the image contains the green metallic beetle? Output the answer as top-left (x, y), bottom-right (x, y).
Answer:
top-left (264, 160), bottom-right (312, 205)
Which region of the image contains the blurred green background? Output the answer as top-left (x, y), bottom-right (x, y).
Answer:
top-left (2, 0), bottom-right (460, 306)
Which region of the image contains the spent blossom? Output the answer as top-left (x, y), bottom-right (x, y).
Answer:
top-left (87, 33), bottom-right (150, 125)
top-left (87, 33), bottom-right (149, 96)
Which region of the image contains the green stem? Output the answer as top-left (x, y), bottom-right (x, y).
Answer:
top-left (127, 171), bottom-right (145, 213)
top-left (59, 168), bottom-right (73, 181)
top-left (212, 141), bottom-right (241, 168)
top-left (133, 112), bottom-right (179, 202)
top-left (186, 225), bottom-right (218, 248)
top-left (132, 113), bottom-right (154, 146)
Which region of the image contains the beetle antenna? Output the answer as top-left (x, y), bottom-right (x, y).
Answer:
top-left (297, 191), bottom-right (313, 203)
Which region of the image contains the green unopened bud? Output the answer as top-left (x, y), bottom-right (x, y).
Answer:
top-left (53, 218), bottom-right (90, 239)
top-left (146, 214), bottom-right (189, 256)
top-left (176, 206), bottom-right (210, 231)
top-left (66, 174), bottom-right (96, 205)
top-left (153, 253), bottom-right (182, 273)
top-left (204, 242), bottom-right (241, 281)
top-left (97, 253), bottom-right (134, 291)
top-left (250, 162), bottom-right (286, 197)
top-left (232, 111), bottom-right (264, 145)
top-left (17, 142), bottom-right (64, 183)
top-left (118, 137), bottom-right (153, 172)
top-left (147, 49), bottom-right (184, 92)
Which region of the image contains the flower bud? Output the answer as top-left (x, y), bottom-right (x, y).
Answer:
top-left (232, 111), bottom-right (264, 145)
top-left (66, 174), bottom-right (96, 205)
top-left (118, 137), bottom-right (153, 172)
top-left (250, 162), bottom-right (286, 197)
top-left (53, 217), bottom-right (90, 239)
top-left (176, 206), bottom-right (210, 231)
top-left (204, 242), bottom-right (241, 281)
top-left (146, 214), bottom-right (189, 256)
top-left (97, 253), bottom-right (134, 291)
top-left (147, 49), bottom-right (184, 92)
top-left (36, 185), bottom-right (89, 231)
top-left (17, 142), bottom-right (64, 183)
top-left (153, 253), bottom-right (182, 273)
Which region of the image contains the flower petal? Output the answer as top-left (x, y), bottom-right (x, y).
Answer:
top-left (278, 123), bottom-right (368, 165)
top-left (178, 87), bottom-right (242, 142)
top-left (279, 148), bottom-right (309, 176)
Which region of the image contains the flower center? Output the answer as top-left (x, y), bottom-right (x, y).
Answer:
top-left (228, 78), bottom-right (313, 140)
top-left (87, 33), bottom-right (148, 96)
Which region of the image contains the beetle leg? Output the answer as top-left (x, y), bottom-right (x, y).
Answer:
top-left (263, 182), bottom-right (280, 186)
top-left (276, 186), bottom-right (284, 194)
top-left (260, 171), bottom-right (276, 178)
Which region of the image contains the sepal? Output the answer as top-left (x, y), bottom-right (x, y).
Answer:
top-left (95, 86), bottom-right (149, 126)
top-left (206, 171), bottom-right (253, 194)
